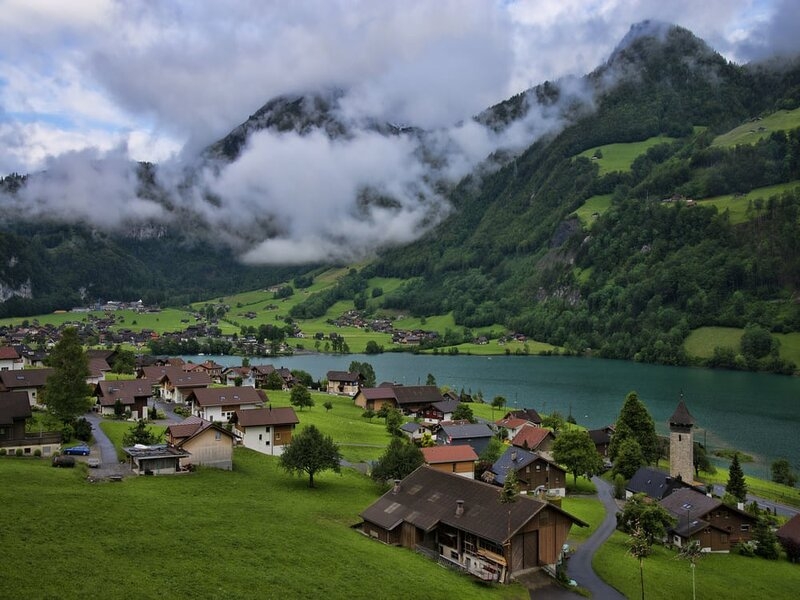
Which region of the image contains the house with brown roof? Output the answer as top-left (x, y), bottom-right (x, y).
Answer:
top-left (510, 424), bottom-right (556, 453)
top-left (232, 406), bottom-right (299, 456)
top-left (0, 346), bottom-right (23, 371)
top-left (502, 408), bottom-right (542, 427)
top-left (777, 513), bottom-right (800, 561)
top-left (483, 447), bottom-right (568, 497)
top-left (186, 387), bottom-right (267, 422)
top-left (251, 364), bottom-right (295, 389)
top-left (87, 357), bottom-right (111, 386)
top-left (0, 368), bottom-right (54, 408)
top-left (186, 360), bottom-right (225, 383)
top-left (326, 370), bottom-right (362, 396)
top-left (421, 445), bottom-right (478, 479)
top-left (587, 425), bottom-right (615, 457)
top-left (0, 391), bottom-right (61, 456)
top-left (166, 416), bottom-right (237, 470)
top-left (419, 397), bottom-right (460, 424)
top-left (494, 416), bottom-right (529, 439)
top-left (143, 366), bottom-right (211, 403)
top-left (354, 384), bottom-right (445, 415)
top-left (222, 366), bottom-right (256, 387)
top-left (94, 379), bottom-right (153, 419)
top-left (659, 487), bottom-right (757, 552)
top-left (359, 466), bottom-right (587, 583)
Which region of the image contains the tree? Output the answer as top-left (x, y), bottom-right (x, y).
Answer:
top-left (385, 407), bottom-right (404, 436)
top-left (290, 385), bottom-right (315, 411)
top-left (608, 392), bottom-right (659, 464)
top-left (771, 458), bottom-right (797, 487)
top-left (741, 323), bottom-right (776, 359)
top-left (753, 516), bottom-right (780, 559)
top-left (41, 327), bottom-right (93, 422)
top-left (361, 408), bottom-right (375, 421)
top-left (291, 369), bottom-right (314, 388)
top-left (725, 452), bottom-right (747, 502)
top-left (628, 521), bottom-right (650, 600)
top-left (541, 411), bottom-right (565, 433)
top-left (279, 425), bottom-right (341, 488)
top-left (491, 395), bottom-right (506, 419)
top-left (348, 360), bottom-right (376, 387)
top-left (323, 401), bottom-right (333, 412)
top-left (264, 371), bottom-right (284, 390)
top-left (452, 403), bottom-right (475, 423)
top-left (499, 466), bottom-right (519, 560)
top-left (122, 419), bottom-right (163, 446)
top-left (693, 442), bottom-right (715, 476)
top-left (676, 540), bottom-right (703, 600)
top-left (425, 373), bottom-right (437, 386)
top-left (371, 437), bottom-right (423, 482)
top-left (111, 348), bottom-right (136, 374)
top-left (552, 429), bottom-right (604, 484)
top-left (364, 340), bottom-right (383, 355)
top-left (617, 493), bottom-right (675, 544)
top-left (613, 437), bottom-right (645, 479)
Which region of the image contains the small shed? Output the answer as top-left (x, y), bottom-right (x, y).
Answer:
top-left (123, 444), bottom-right (191, 475)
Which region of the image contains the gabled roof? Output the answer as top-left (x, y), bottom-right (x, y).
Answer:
top-left (503, 408), bottom-right (542, 424)
top-left (496, 416), bottom-right (527, 429)
top-left (360, 466), bottom-right (586, 544)
top-left (510, 424), bottom-right (554, 450)
top-left (167, 416), bottom-right (236, 445)
top-left (627, 466), bottom-right (689, 500)
top-left (393, 385), bottom-right (443, 406)
top-left (0, 368), bottom-right (54, 390)
top-left (234, 406), bottom-right (299, 427)
top-left (777, 513), bottom-right (800, 544)
top-left (187, 387), bottom-right (267, 407)
top-left (430, 398), bottom-right (460, 414)
top-left (0, 391), bottom-right (32, 424)
top-left (0, 346), bottom-right (21, 360)
top-left (669, 399), bottom-right (695, 427)
top-left (421, 445), bottom-right (478, 464)
top-left (161, 369), bottom-right (212, 388)
top-left (440, 423), bottom-right (494, 440)
top-left (360, 387), bottom-right (397, 400)
top-left (489, 446), bottom-right (564, 485)
top-left (88, 357), bottom-right (111, 378)
top-left (95, 378), bottom-right (153, 406)
top-left (327, 370), bottom-right (361, 383)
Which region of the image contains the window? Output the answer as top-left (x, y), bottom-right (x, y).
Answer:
top-left (275, 432), bottom-right (281, 441)
top-left (741, 524), bottom-right (750, 532)
top-left (215, 431), bottom-right (221, 441)
top-left (259, 434), bottom-right (262, 441)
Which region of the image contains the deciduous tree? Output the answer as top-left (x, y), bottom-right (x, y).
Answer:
top-left (348, 360), bottom-right (376, 387)
top-left (279, 425), bottom-right (341, 488)
top-left (552, 429), bottom-right (604, 484)
top-left (41, 327), bottom-right (93, 423)
top-left (290, 385), bottom-right (315, 411)
top-left (771, 458), bottom-right (797, 487)
top-left (371, 437), bottom-right (423, 482)
top-left (452, 403), bottom-right (475, 423)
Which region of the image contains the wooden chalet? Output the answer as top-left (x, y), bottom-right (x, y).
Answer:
top-left (354, 384), bottom-right (445, 415)
top-left (94, 379), bottom-right (153, 419)
top-left (626, 466), bottom-right (694, 501)
top-left (326, 370), bottom-right (362, 396)
top-left (139, 366), bottom-right (211, 403)
top-left (186, 386), bottom-right (266, 422)
top-left (502, 408), bottom-right (542, 427)
top-left (483, 446), bottom-right (567, 497)
top-left (359, 466), bottom-right (586, 583)
top-left (420, 445), bottom-right (478, 479)
top-left (0, 368), bottom-right (54, 408)
top-left (166, 416), bottom-right (237, 470)
top-left (510, 424), bottom-right (556, 453)
top-left (0, 391), bottom-right (60, 456)
top-left (587, 425), bottom-right (615, 457)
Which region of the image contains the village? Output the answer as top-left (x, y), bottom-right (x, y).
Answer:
top-left (2, 337), bottom-right (798, 595)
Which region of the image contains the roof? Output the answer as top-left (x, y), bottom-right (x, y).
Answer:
top-left (421, 445), bottom-right (479, 464)
top-left (88, 358), bottom-right (111, 378)
top-left (510, 424), bottom-right (554, 450)
top-left (587, 427), bottom-right (613, 445)
top-left (504, 408), bottom-right (542, 424)
top-left (777, 513), bottom-right (800, 543)
top-left (430, 398), bottom-right (460, 414)
top-left (669, 399), bottom-right (695, 427)
top-left (393, 385), bottom-right (443, 406)
top-left (496, 417), bottom-right (527, 429)
top-left (327, 370), bottom-right (361, 383)
top-left (142, 366), bottom-right (211, 388)
top-left (0, 391), bottom-right (32, 424)
top-left (660, 487), bottom-right (721, 519)
top-left (0, 368), bottom-right (54, 389)
top-left (187, 387), bottom-right (267, 407)
top-left (0, 346), bottom-right (21, 360)
top-left (360, 387), bottom-right (397, 400)
top-left (626, 466), bottom-right (689, 500)
top-left (234, 406), bottom-right (299, 427)
top-left (167, 417), bottom-right (236, 445)
top-left (440, 423), bottom-right (494, 440)
top-left (489, 446), bottom-right (563, 485)
top-left (123, 444), bottom-right (191, 460)
top-left (95, 378), bottom-right (153, 406)
top-left (360, 466), bottom-right (586, 544)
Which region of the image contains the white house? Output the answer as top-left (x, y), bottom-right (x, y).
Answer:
top-left (233, 406), bottom-right (299, 456)
top-left (186, 387), bottom-right (266, 422)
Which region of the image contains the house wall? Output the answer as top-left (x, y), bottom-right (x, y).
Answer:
top-left (134, 456), bottom-right (180, 475)
top-left (516, 507), bottom-right (572, 568)
top-left (362, 521), bottom-right (400, 545)
top-left (704, 508), bottom-right (754, 546)
top-left (182, 428), bottom-right (233, 470)
top-left (238, 423), bottom-right (293, 456)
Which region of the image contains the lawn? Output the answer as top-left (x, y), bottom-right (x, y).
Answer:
top-left (683, 326), bottom-right (743, 358)
top-left (573, 194), bottom-right (613, 227)
top-left (0, 454), bottom-right (529, 600)
top-left (711, 107), bottom-right (800, 148)
top-left (696, 181), bottom-right (800, 224)
top-left (100, 420), bottom-right (167, 461)
top-left (561, 496), bottom-right (605, 545)
top-left (593, 529), bottom-right (797, 599)
top-left (578, 135), bottom-right (675, 175)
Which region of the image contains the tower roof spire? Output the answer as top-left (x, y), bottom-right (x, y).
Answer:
top-left (669, 394), bottom-right (694, 427)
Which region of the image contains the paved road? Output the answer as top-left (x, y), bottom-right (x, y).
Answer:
top-left (84, 412), bottom-right (127, 478)
top-left (710, 483), bottom-right (799, 518)
top-left (565, 477), bottom-right (626, 600)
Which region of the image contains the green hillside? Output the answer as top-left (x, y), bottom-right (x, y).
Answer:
top-left (578, 135), bottom-right (675, 175)
top-left (712, 107), bottom-right (800, 148)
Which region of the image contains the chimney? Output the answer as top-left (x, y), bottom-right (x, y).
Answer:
top-left (456, 499), bottom-right (464, 517)
top-left (511, 450), bottom-right (517, 462)
top-left (392, 479), bottom-right (401, 495)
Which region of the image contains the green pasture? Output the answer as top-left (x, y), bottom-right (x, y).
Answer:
top-left (562, 496), bottom-right (604, 545)
top-left (775, 332), bottom-right (800, 368)
top-left (0, 454), bottom-right (527, 600)
top-left (711, 107), bottom-right (800, 148)
top-left (578, 135), bottom-right (675, 175)
top-left (594, 529), bottom-right (797, 599)
top-left (696, 181), bottom-right (800, 224)
top-left (683, 326), bottom-right (743, 358)
top-left (573, 194), bottom-right (613, 227)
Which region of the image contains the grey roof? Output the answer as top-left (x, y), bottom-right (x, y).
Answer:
top-left (430, 398), bottom-right (460, 414)
top-left (0, 368), bottom-right (54, 389)
top-left (669, 399), bottom-right (695, 427)
top-left (0, 391), bottom-right (31, 424)
top-left (122, 444), bottom-right (191, 459)
top-left (490, 446), bottom-right (542, 485)
top-left (626, 466), bottom-right (689, 500)
top-left (360, 466), bottom-right (586, 544)
top-left (440, 423), bottom-right (494, 440)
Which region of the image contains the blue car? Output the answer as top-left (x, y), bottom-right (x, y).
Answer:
top-left (62, 444), bottom-right (90, 456)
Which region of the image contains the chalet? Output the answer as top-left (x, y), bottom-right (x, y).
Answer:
top-left (510, 424), bottom-right (556, 453)
top-left (437, 423), bottom-right (494, 456)
top-left (659, 487), bottom-right (757, 552)
top-left (400, 421), bottom-right (431, 443)
top-left (187, 360), bottom-right (225, 383)
top-left (0, 346), bottom-right (22, 371)
top-left (233, 406), bottom-right (299, 456)
top-left (326, 371), bottom-right (362, 396)
top-left (587, 425), bottom-right (615, 457)
top-left (354, 384), bottom-right (444, 415)
top-left (626, 466), bottom-right (694, 501)
top-left (419, 398), bottom-right (460, 424)
top-left (186, 386), bottom-right (266, 422)
top-left (144, 367), bottom-right (211, 403)
top-left (251, 364), bottom-right (295, 389)
top-left (502, 408), bottom-right (542, 427)
top-left (123, 444), bottom-right (191, 475)
top-left (494, 416), bottom-right (529, 439)
top-left (776, 513), bottom-right (800, 560)
top-left (0, 391), bottom-right (61, 456)
top-left (94, 379), bottom-right (153, 419)
top-left (420, 445), bottom-right (478, 479)
top-left (483, 447), bottom-right (567, 497)
top-left (0, 368), bottom-right (54, 408)
top-left (87, 357), bottom-right (111, 386)
top-left (359, 466), bottom-right (587, 583)
top-left (222, 366), bottom-right (256, 387)
top-left (166, 417), bottom-right (237, 470)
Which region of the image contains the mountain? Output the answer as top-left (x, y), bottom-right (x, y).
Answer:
top-left (1, 23), bottom-right (799, 373)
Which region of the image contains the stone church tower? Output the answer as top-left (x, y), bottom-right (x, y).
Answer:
top-left (669, 396), bottom-right (695, 482)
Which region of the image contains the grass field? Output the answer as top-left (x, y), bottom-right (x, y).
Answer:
top-left (684, 326), bottom-right (800, 368)
top-left (696, 181), bottom-right (800, 224)
top-left (578, 135), bottom-right (675, 175)
top-left (573, 194), bottom-right (613, 227)
top-left (593, 529), bottom-right (797, 599)
top-left (0, 454), bottom-right (528, 600)
top-left (711, 107), bottom-right (800, 148)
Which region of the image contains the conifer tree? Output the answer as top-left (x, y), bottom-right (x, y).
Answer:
top-left (725, 452), bottom-right (747, 502)
top-left (608, 391), bottom-right (660, 464)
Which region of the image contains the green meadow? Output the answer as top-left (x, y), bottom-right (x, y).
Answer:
top-left (578, 135), bottom-right (676, 175)
top-left (573, 194), bottom-right (613, 227)
top-left (696, 181), bottom-right (800, 224)
top-left (0, 454), bottom-right (528, 600)
top-left (711, 107), bottom-right (800, 148)
top-left (684, 326), bottom-right (800, 367)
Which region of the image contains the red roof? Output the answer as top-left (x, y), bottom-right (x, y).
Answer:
top-left (496, 417), bottom-right (527, 429)
top-left (511, 424), bottom-right (553, 450)
top-left (421, 445), bottom-right (479, 464)
top-left (0, 346), bottom-right (21, 360)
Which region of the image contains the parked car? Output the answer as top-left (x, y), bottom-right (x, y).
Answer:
top-left (62, 444), bottom-right (90, 456)
top-left (87, 458), bottom-right (101, 468)
top-left (52, 455), bottom-right (76, 468)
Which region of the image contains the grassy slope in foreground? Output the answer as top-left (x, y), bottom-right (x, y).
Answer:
top-left (0, 453), bottom-right (528, 600)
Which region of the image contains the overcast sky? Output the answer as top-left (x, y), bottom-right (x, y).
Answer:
top-left (1, 0), bottom-right (798, 264)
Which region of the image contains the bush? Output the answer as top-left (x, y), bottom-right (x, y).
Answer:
top-left (61, 423), bottom-right (74, 443)
top-left (74, 418), bottom-right (92, 441)
top-left (0, 449), bottom-right (6, 456)
top-left (34, 449), bottom-right (42, 458)
top-left (15, 449), bottom-right (23, 457)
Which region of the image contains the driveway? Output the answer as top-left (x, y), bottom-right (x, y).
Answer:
top-left (84, 412), bottom-right (128, 478)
